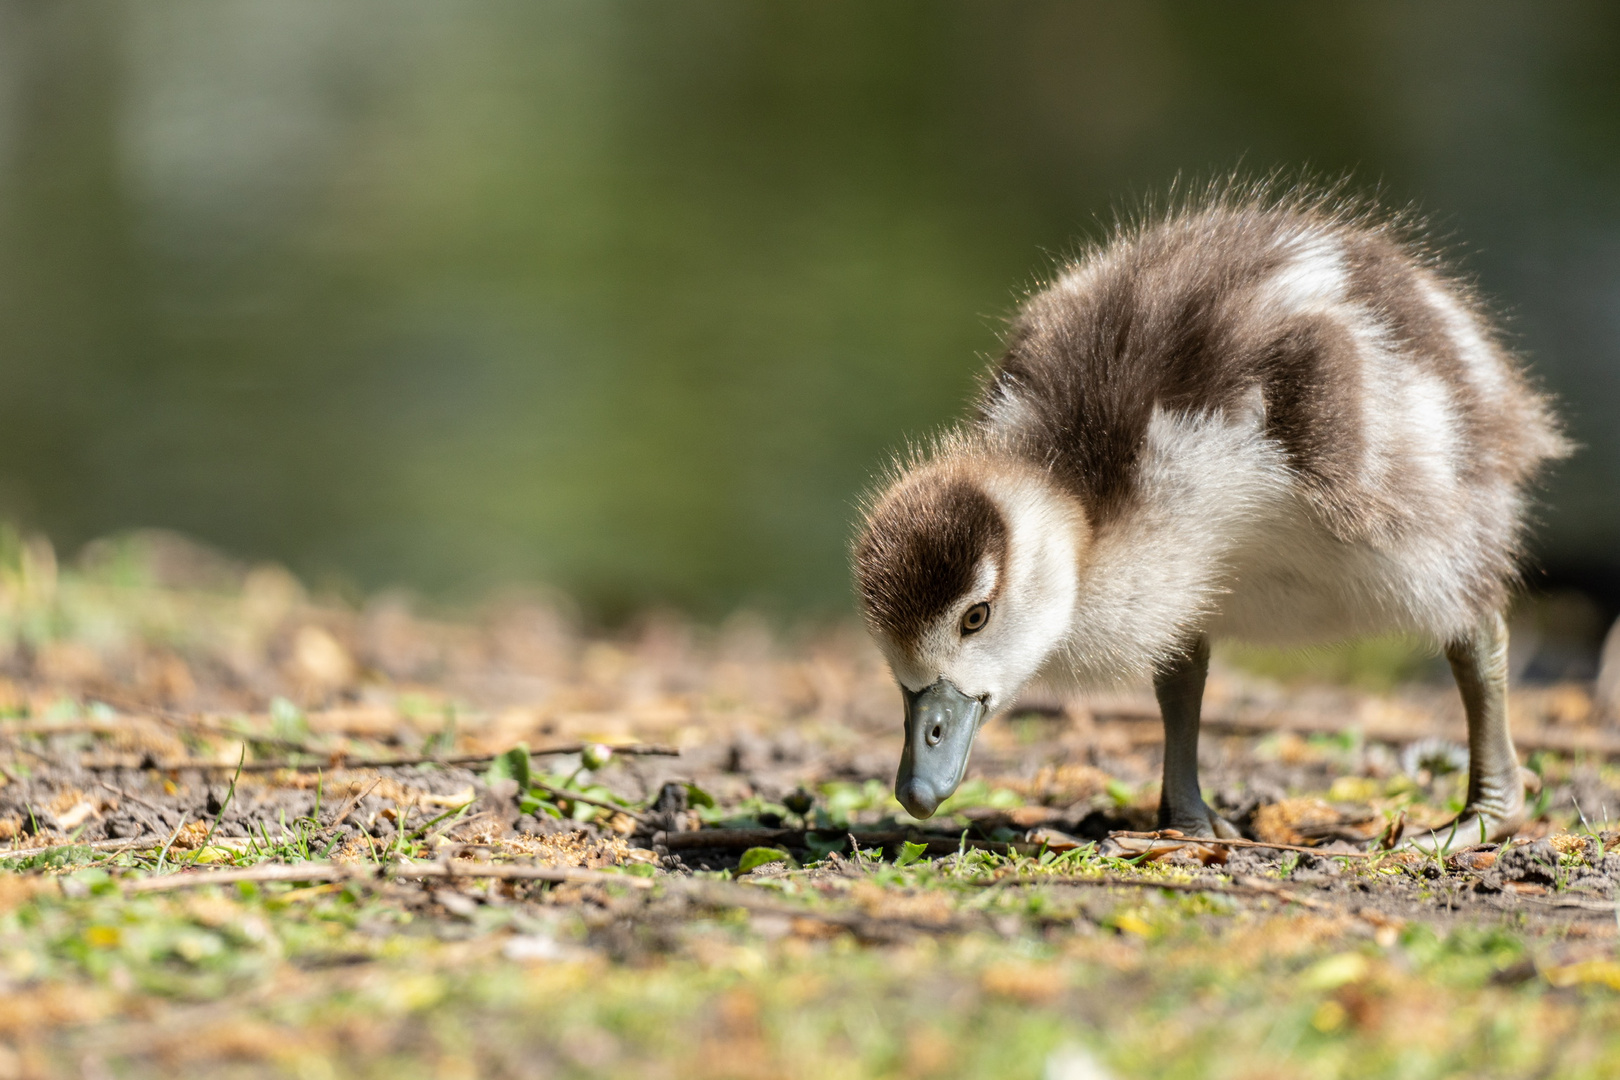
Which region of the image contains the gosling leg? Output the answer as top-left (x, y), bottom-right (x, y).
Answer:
top-left (1155, 635), bottom-right (1240, 838)
top-left (1406, 611), bottom-right (1526, 853)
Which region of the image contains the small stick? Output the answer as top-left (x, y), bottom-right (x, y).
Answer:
top-left (528, 781), bottom-right (650, 824)
top-left (95, 779), bottom-right (167, 815)
top-left (320, 778), bottom-right (382, 838)
top-left (653, 827), bottom-right (797, 851)
top-left (1108, 830), bottom-right (1375, 859)
top-left (422, 811), bottom-right (495, 845)
top-left (1232, 875), bottom-right (1336, 911)
top-left (980, 872), bottom-right (1335, 910)
top-left (119, 859), bottom-right (654, 894)
top-left (3, 836), bottom-right (164, 861)
top-left (77, 742), bottom-right (680, 773)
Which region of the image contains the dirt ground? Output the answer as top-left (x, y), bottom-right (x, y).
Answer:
top-left (4, 531), bottom-right (1620, 1078)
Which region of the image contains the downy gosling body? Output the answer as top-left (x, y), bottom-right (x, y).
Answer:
top-left (853, 190), bottom-right (1568, 851)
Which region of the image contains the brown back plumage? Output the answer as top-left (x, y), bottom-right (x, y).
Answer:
top-left (979, 186), bottom-right (1566, 554)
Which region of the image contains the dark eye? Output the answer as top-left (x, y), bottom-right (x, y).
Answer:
top-left (960, 602), bottom-right (990, 635)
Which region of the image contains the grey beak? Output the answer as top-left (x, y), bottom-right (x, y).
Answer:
top-left (895, 679), bottom-right (987, 818)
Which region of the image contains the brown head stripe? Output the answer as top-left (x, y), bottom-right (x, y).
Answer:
top-left (853, 474), bottom-right (1007, 651)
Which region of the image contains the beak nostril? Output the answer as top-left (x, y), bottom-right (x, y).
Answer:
top-left (927, 722), bottom-right (943, 746)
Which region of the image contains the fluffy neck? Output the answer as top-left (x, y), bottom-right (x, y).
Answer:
top-left (973, 462), bottom-right (1089, 704)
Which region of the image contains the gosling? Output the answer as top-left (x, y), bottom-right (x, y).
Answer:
top-left (852, 187), bottom-right (1568, 851)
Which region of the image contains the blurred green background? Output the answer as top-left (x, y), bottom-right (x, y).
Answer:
top-left (0, 2), bottom-right (1617, 625)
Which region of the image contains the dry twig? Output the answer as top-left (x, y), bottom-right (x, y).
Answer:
top-left (654, 827), bottom-right (1038, 856)
top-left (95, 780), bottom-right (167, 815)
top-left (120, 859), bottom-right (655, 894)
top-left (529, 781), bottom-right (651, 824)
top-left (1108, 830), bottom-right (1375, 859)
top-left (78, 742), bottom-right (680, 773)
top-left (3, 836), bottom-right (165, 860)
top-left (321, 778), bottom-right (382, 838)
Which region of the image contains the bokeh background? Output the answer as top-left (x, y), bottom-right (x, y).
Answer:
top-left (0, 3), bottom-right (1617, 653)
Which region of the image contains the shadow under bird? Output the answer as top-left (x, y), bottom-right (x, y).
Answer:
top-left (852, 183), bottom-right (1569, 852)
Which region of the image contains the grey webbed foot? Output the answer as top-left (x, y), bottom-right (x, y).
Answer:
top-left (1399, 611), bottom-right (1525, 856)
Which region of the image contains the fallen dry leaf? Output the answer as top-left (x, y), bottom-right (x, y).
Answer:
top-left (1252, 797), bottom-right (1343, 847)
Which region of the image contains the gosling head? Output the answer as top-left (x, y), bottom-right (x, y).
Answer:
top-left (853, 454), bottom-right (1086, 818)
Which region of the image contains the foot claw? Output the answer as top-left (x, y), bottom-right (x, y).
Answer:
top-left (1161, 801), bottom-right (1241, 840)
